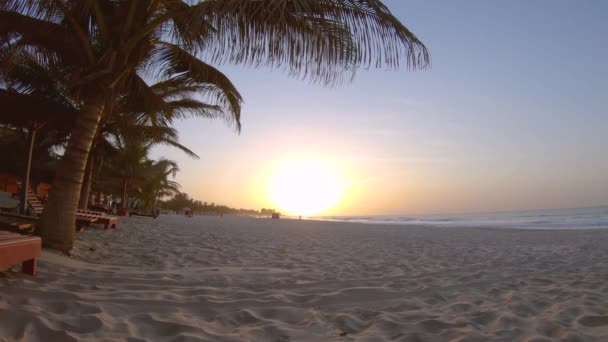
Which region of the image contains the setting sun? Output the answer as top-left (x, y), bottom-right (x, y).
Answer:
top-left (267, 159), bottom-right (345, 216)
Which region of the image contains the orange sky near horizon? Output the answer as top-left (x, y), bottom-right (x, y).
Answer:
top-left (156, 122), bottom-right (607, 216)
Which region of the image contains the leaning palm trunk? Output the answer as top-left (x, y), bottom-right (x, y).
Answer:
top-left (36, 96), bottom-right (105, 251)
top-left (78, 155), bottom-right (94, 209)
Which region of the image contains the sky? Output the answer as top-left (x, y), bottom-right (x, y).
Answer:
top-left (152, 0), bottom-right (608, 216)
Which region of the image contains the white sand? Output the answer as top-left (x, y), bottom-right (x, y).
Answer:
top-left (1, 215), bottom-right (608, 341)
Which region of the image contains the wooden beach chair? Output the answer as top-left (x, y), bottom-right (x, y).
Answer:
top-left (1, 211), bottom-right (95, 232)
top-left (26, 188), bottom-right (45, 215)
top-left (22, 190), bottom-right (99, 231)
top-left (0, 213), bottom-right (35, 234)
top-left (72, 211), bottom-right (100, 230)
top-left (77, 209), bottom-right (118, 229)
top-left (0, 231), bottom-right (41, 276)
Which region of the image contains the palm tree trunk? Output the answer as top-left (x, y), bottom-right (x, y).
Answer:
top-left (35, 95), bottom-right (105, 251)
top-left (122, 178), bottom-right (128, 210)
top-left (78, 155), bottom-right (94, 209)
top-left (20, 123), bottom-right (37, 214)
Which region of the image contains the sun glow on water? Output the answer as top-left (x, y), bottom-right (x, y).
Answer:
top-left (267, 159), bottom-right (346, 216)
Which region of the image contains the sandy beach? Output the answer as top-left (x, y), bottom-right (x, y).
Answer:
top-left (1, 215), bottom-right (608, 341)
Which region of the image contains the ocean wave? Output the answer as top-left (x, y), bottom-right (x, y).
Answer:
top-left (313, 207), bottom-right (608, 230)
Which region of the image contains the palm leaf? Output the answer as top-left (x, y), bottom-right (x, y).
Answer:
top-left (147, 43), bottom-right (243, 130)
top-left (0, 88), bottom-right (77, 127)
top-left (163, 0), bottom-right (429, 85)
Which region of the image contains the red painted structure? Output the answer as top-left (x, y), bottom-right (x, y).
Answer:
top-left (0, 231), bottom-right (41, 276)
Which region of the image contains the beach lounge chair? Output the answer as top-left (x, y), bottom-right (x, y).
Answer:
top-left (0, 191), bottom-right (19, 212)
top-left (77, 209), bottom-right (118, 229)
top-left (20, 190), bottom-right (99, 231)
top-left (25, 188), bottom-right (98, 226)
top-left (25, 188), bottom-right (45, 216)
top-left (0, 231), bottom-right (41, 276)
top-left (0, 213), bottom-right (35, 234)
top-left (0, 211), bottom-right (95, 232)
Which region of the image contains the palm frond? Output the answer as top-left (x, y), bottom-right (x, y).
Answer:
top-left (147, 43), bottom-right (243, 130)
top-left (165, 98), bottom-right (223, 120)
top-left (157, 138), bottom-right (199, 160)
top-left (168, 0), bottom-right (429, 85)
top-left (0, 0), bottom-right (62, 21)
top-left (0, 88), bottom-right (77, 127)
top-left (0, 10), bottom-right (78, 64)
top-left (120, 74), bottom-right (173, 126)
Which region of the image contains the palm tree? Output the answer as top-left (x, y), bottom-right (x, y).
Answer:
top-left (1, 1), bottom-right (428, 251)
top-left (0, 58), bottom-right (204, 214)
top-left (135, 159), bottom-right (181, 212)
top-left (78, 76), bottom-right (220, 209)
top-left (93, 120), bottom-right (192, 210)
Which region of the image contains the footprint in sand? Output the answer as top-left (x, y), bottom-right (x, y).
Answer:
top-left (62, 315), bottom-right (104, 334)
top-left (578, 315), bottom-right (608, 327)
top-left (418, 319), bottom-right (463, 333)
top-left (449, 302), bottom-right (472, 312)
top-left (469, 311), bottom-right (498, 326)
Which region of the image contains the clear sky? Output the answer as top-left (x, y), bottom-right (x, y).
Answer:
top-left (152, 0), bottom-right (608, 216)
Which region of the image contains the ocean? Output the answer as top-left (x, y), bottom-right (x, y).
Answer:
top-left (312, 206), bottom-right (608, 230)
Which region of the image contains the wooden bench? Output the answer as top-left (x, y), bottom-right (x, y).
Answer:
top-left (0, 231), bottom-right (41, 275)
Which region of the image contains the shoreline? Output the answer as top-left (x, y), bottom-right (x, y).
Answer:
top-left (261, 215), bottom-right (608, 231)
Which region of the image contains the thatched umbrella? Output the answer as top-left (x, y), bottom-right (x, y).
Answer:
top-left (0, 89), bottom-right (77, 213)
